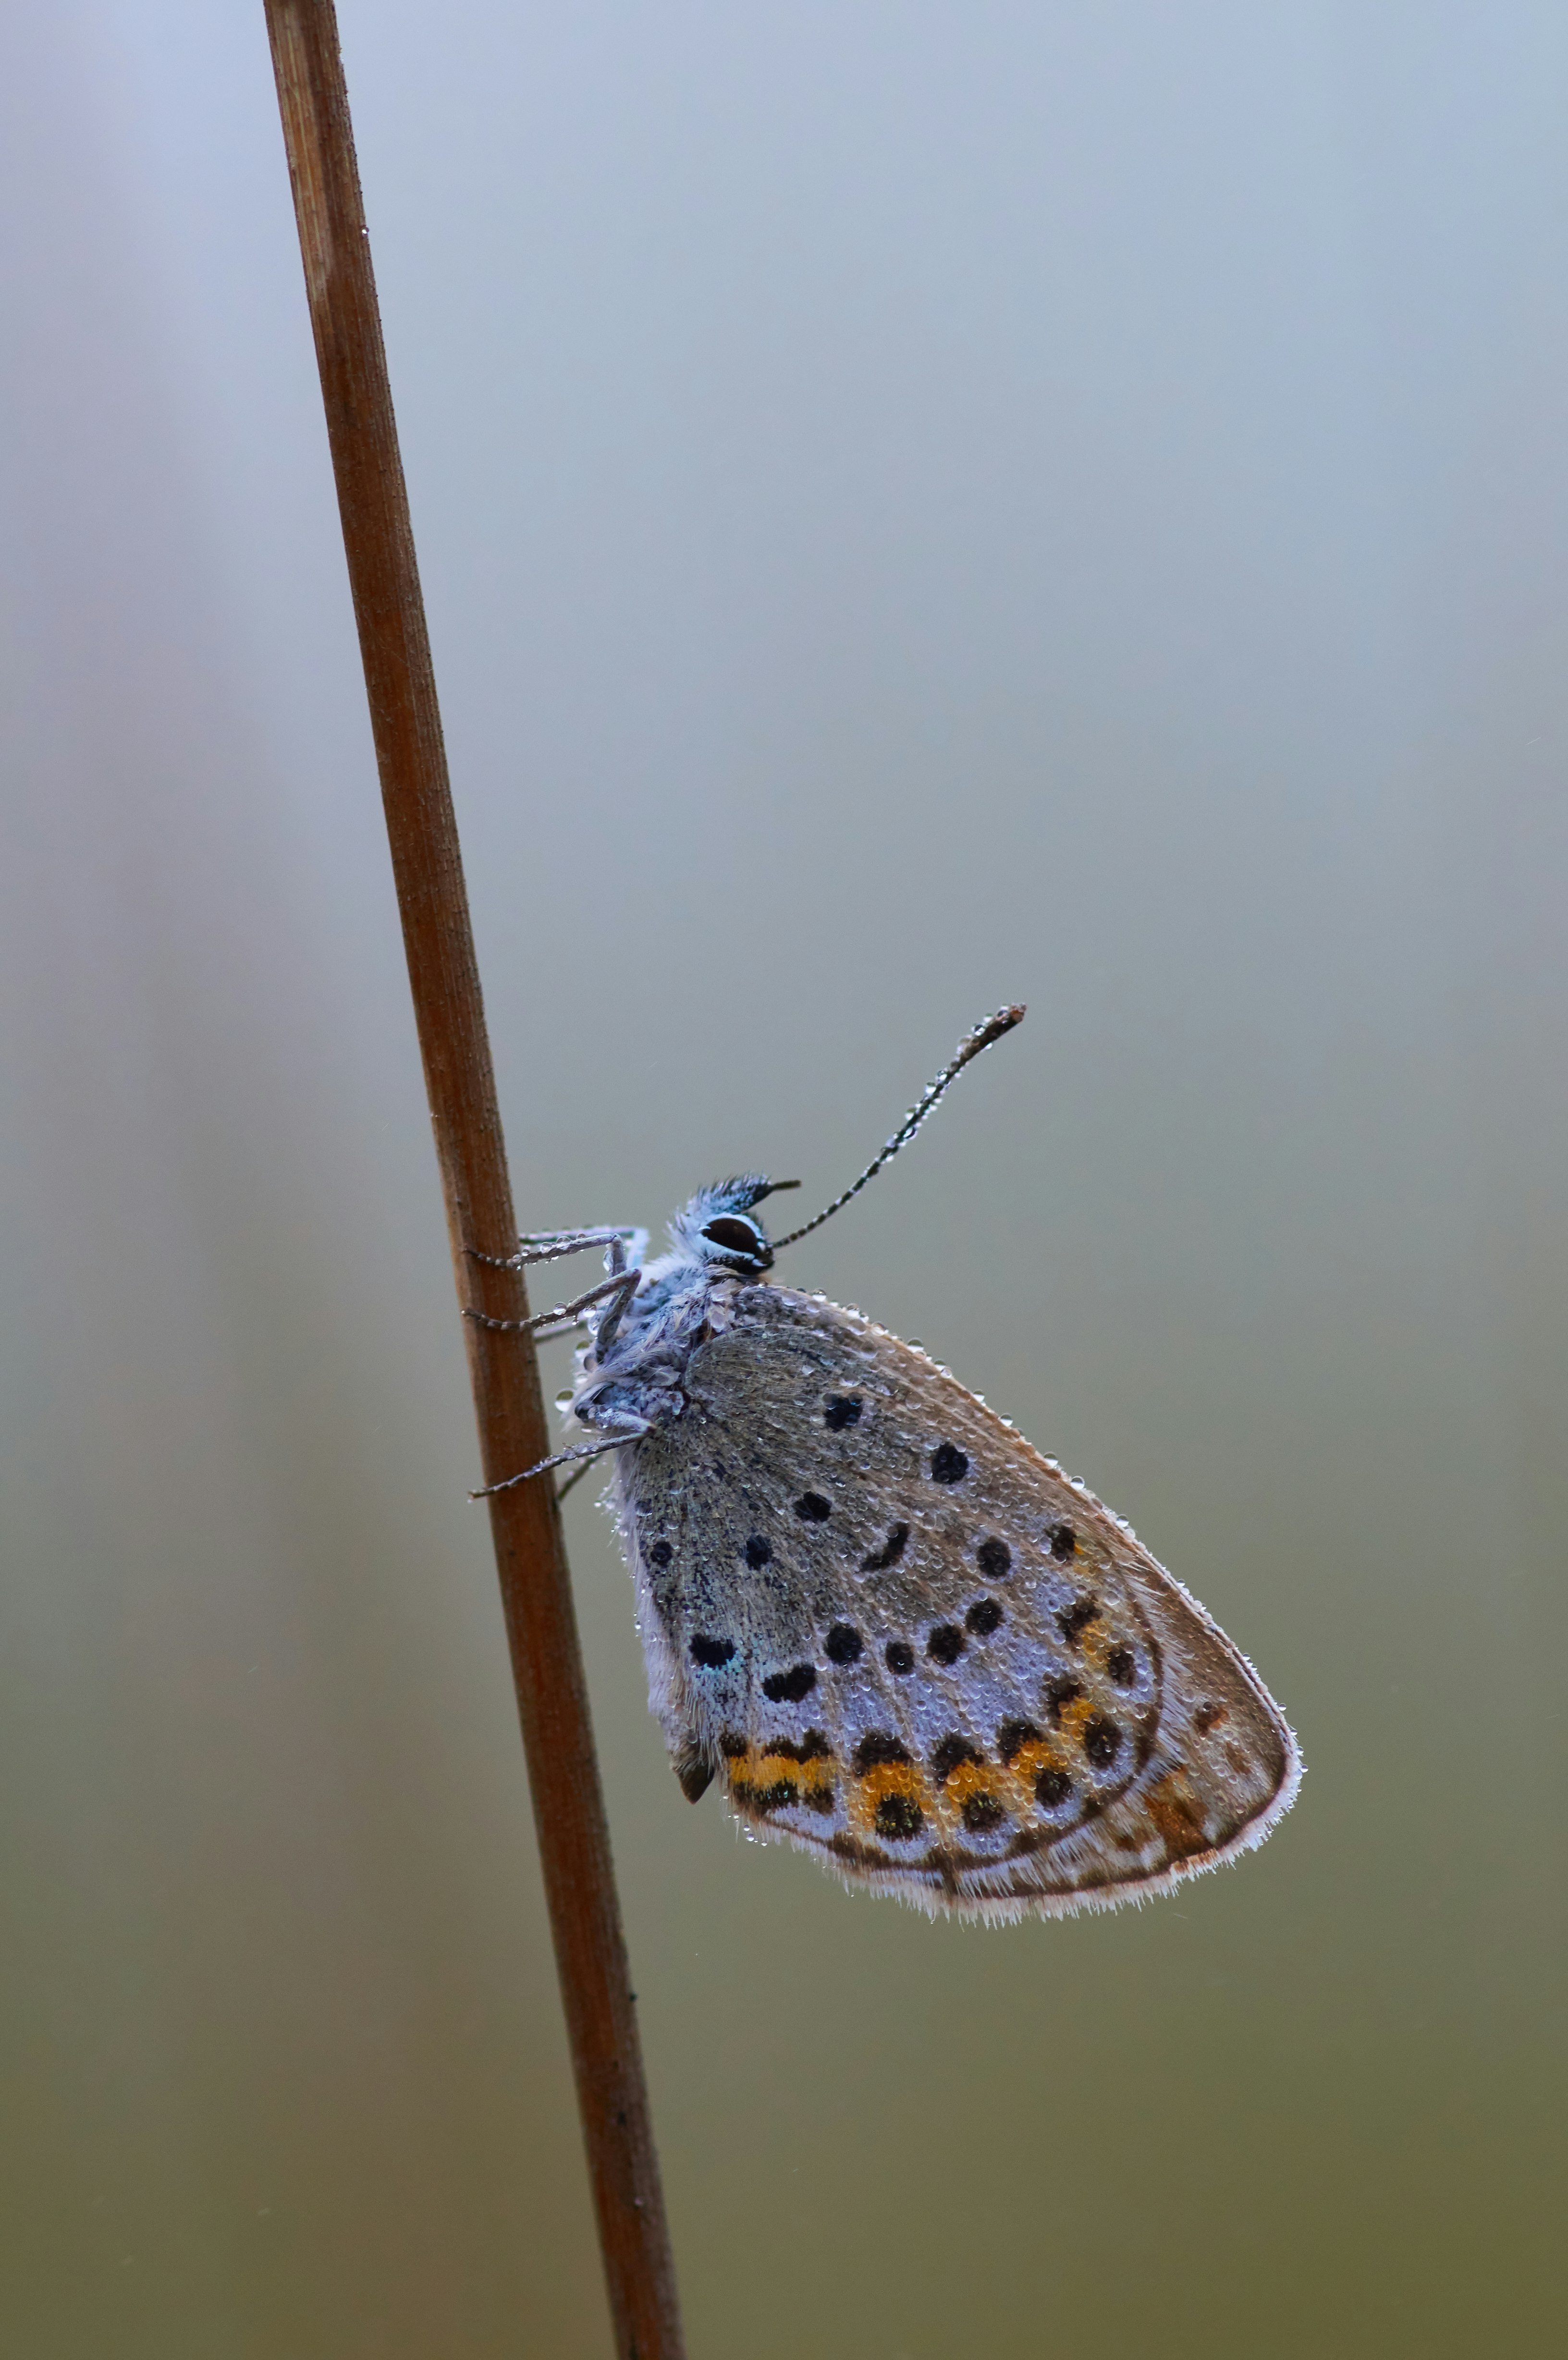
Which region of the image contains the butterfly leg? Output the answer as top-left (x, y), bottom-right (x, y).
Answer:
top-left (468, 1225), bottom-right (648, 1273)
top-left (590, 1262), bottom-right (644, 1359)
top-left (465, 1268), bottom-right (636, 1337)
top-left (470, 1426), bottom-right (645, 1500)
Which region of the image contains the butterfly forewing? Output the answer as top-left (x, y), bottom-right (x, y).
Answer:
top-left (613, 1284), bottom-right (1299, 1920)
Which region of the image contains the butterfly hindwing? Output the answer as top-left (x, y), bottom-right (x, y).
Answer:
top-left (613, 1284), bottom-right (1299, 1920)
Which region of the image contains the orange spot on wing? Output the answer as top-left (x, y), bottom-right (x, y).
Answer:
top-left (1141, 1771), bottom-right (1214, 1862)
top-left (932, 1756), bottom-right (1013, 1837)
top-left (1056, 1693), bottom-right (1094, 1746)
top-left (999, 1736), bottom-right (1069, 1808)
top-left (725, 1744), bottom-right (836, 1818)
top-left (941, 1759), bottom-right (994, 1810)
top-left (849, 1759), bottom-right (930, 1839)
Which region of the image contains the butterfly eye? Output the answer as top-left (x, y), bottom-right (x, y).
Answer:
top-left (702, 1216), bottom-right (763, 1258)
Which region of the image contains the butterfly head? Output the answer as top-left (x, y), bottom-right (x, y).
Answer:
top-left (670, 1175), bottom-right (801, 1275)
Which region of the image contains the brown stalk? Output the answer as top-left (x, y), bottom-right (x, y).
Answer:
top-left (261, 7), bottom-right (683, 2353)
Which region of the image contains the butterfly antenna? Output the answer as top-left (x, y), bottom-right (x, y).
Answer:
top-left (772, 1004), bottom-right (1026, 1250)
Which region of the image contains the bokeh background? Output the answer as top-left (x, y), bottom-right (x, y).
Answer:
top-left (2, 4), bottom-right (1564, 2354)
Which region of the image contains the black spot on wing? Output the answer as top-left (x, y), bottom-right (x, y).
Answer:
top-left (770, 1730), bottom-right (832, 1763)
top-left (932, 1734), bottom-right (984, 1782)
top-left (744, 1534), bottom-right (772, 1569)
top-left (1083, 1716), bottom-right (1122, 1770)
top-left (824, 1623), bottom-right (863, 1665)
top-left (861, 1523), bottom-right (910, 1572)
top-left (976, 1536), bottom-right (1011, 1578)
top-left (689, 1634), bottom-right (735, 1669)
top-left (1045, 1676), bottom-right (1084, 1723)
top-left (930, 1442), bottom-right (969, 1484)
top-left (823, 1395), bottom-right (862, 1431)
top-left (761, 1662), bottom-right (816, 1704)
top-left (854, 1732), bottom-right (912, 1772)
top-left (875, 1794), bottom-right (924, 1842)
top-left (1056, 1596), bottom-right (1100, 1645)
top-left (735, 1779), bottom-right (796, 1814)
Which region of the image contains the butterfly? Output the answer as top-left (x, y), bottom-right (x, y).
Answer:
top-left (476, 1009), bottom-right (1301, 1919)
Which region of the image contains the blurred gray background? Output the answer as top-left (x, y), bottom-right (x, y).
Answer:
top-left (1, 4), bottom-right (1563, 2354)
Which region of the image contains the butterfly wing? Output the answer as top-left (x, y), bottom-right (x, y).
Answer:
top-left (612, 1285), bottom-right (1300, 1919)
